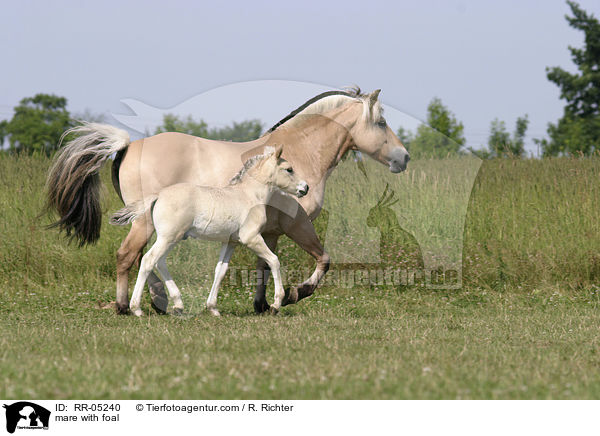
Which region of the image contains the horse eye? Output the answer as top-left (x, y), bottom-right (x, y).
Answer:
top-left (286, 167), bottom-right (294, 173)
top-left (377, 119), bottom-right (387, 127)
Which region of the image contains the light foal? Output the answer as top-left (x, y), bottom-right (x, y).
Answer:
top-left (111, 145), bottom-right (308, 316)
top-left (47, 87), bottom-right (410, 314)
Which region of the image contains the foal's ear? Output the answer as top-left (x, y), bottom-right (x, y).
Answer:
top-left (274, 144), bottom-right (284, 159)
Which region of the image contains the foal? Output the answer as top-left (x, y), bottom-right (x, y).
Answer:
top-left (110, 145), bottom-right (308, 316)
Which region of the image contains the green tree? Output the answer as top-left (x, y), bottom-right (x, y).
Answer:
top-left (74, 109), bottom-right (106, 123)
top-left (396, 126), bottom-right (414, 149)
top-left (155, 114), bottom-right (263, 142)
top-left (538, 1), bottom-right (600, 156)
top-left (3, 93), bottom-right (72, 155)
top-left (211, 120), bottom-right (263, 142)
top-left (155, 114), bottom-right (209, 137)
top-left (0, 120), bottom-right (7, 148)
top-left (471, 115), bottom-right (529, 158)
top-left (409, 97), bottom-right (465, 158)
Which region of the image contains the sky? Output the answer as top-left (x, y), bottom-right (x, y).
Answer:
top-left (2, 0), bottom-right (599, 155)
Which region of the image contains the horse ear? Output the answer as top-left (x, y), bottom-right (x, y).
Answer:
top-left (369, 89), bottom-right (381, 108)
top-left (274, 144), bottom-right (284, 159)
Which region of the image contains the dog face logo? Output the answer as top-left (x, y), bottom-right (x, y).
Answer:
top-left (3, 402), bottom-right (50, 433)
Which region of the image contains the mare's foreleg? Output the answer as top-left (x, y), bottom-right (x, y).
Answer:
top-left (280, 210), bottom-right (330, 306)
top-left (206, 243), bottom-right (236, 317)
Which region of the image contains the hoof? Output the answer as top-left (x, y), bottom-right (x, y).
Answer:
top-left (172, 307), bottom-right (184, 316)
top-left (115, 302), bottom-right (129, 315)
top-left (151, 297), bottom-right (169, 315)
top-left (254, 298), bottom-right (270, 314)
top-left (132, 308), bottom-right (143, 317)
top-left (208, 307), bottom-right (221, 317)
top-left (281, 287), bottom-right (299, 306)
top-left (269, 305), bottom-right (279, 315)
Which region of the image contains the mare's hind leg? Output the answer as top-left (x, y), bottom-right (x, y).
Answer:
top-left (116, 216), bottom-right (169, 314)
top-left (206, 243), bottom-right (236, 317)
top-left (253, 233), bottom-right (280, 314)
top-left (130, 237), bottom-right (174, 317)
top-left (279, 208), bottom-right (330, 307)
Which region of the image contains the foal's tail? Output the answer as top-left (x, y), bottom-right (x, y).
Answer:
top-left (109, 196), bottom-right (158, 226)
top-left (46, 121), bottom-right (131, 246)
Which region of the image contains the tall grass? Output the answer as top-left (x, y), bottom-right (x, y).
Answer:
top-left (1, 153), bottom-right (599, 297)
top-left (464, 157), bottom-right (600, 291)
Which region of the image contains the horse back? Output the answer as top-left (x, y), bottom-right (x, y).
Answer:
top-left (117, 132), bottom-right (257, 205)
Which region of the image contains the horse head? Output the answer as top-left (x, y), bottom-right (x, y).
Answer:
top-left (346, 89), bottom-right (410, 173)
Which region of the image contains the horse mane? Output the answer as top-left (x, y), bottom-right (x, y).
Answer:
top-left (229, 146), bottom-right (276, 185)
top-left (266, 86), bottom-right (365, 134)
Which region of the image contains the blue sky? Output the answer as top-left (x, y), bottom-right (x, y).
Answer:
top-left (2, 0), bottom-right (599, 154)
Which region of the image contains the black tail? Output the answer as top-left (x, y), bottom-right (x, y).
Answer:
top-left (45, 121), bottom-right (130, 246)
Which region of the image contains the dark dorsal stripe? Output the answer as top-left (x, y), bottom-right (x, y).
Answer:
top-left (266, 88), bottom-right (362, 133)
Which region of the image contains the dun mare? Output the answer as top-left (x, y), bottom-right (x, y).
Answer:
top-left (111, 145), bottom-right (308, 316)
top-left (46, 87), bottom-right (409, 314)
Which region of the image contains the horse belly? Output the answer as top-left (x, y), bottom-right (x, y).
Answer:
top-left (188, 213), bottom-right (241, 242)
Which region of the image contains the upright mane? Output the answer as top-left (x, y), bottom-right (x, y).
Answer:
top-left (229, 146), bottom-right (276, 185)
top-left (266, 86), bottom-right (365, 133)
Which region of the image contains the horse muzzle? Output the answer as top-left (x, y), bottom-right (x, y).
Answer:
top-left (296, 181), bottom-right (309, 197)
top-left (389, 148), bottom-right (410, 173)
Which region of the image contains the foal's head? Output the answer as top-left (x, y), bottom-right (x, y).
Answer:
top-left (253, 145), bottom-right (309, 197)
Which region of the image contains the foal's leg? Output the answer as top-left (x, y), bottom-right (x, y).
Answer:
top-left (253, 233), bottom-right (280, 314)
top-left (206, 243), bottom-right (236, 317)
top-left (279, 210), bottom-right (330, 306)
top-left (115, 216), bottom-right (169, 314)
top-left (129, 237), bottom-right (174, 317)
top-left (245, 236), bottom-right (284, 313)
top-left (155, 253), bottom-right (183, 314)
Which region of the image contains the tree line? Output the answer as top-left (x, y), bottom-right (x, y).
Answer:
top-left (0, 1), bottom-right (597, 158)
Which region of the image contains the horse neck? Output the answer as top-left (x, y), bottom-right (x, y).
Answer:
top-left (271, 111), bottom-right (356, 185)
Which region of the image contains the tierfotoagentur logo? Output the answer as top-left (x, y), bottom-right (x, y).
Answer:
top-left (3, 402), bottom-right (50, 433)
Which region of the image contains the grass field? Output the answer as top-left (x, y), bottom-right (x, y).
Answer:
top-left (1, 153), bottom-right (600, 399)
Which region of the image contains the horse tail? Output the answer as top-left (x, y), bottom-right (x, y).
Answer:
top-left (46, 121), bottom-right (131, 246)
top-left (109, 196), bottom-right (158, 226)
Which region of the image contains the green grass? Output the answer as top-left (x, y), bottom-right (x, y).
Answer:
top-left (1, 153), bottom-right (600, 399)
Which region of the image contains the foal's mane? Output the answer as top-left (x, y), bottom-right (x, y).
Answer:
top-left (229, 147), bottom-right (276, 185)
top-left (266, 86), bottom-right (365, 134)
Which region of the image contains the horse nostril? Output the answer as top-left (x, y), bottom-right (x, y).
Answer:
top-left (405, 154), bottom-right (410, 164)
top-left (303, 185), bottom-right (309, 194)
